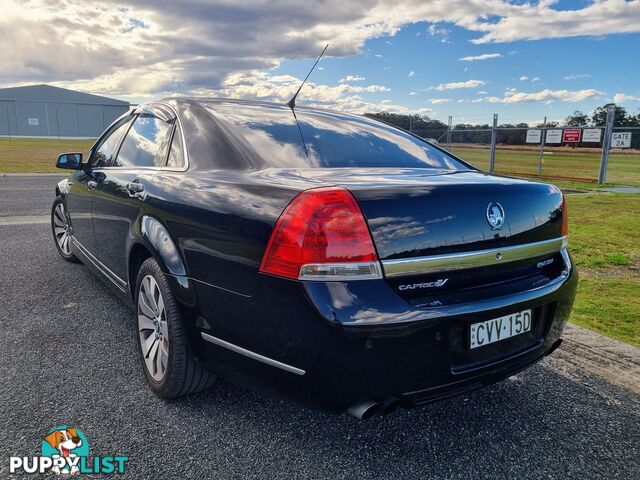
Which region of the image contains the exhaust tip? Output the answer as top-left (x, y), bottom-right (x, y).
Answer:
top-left (347, 400), bottom-right (379, 420)
top-left (546, 338), bottom-right (563, 356)
top-left (378, 397), bottom-right (400, 416)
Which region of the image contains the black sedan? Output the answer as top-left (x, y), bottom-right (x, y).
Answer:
top-left (52, 99), bottom-right (577, 419)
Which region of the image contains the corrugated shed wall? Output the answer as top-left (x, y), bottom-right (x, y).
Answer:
top-left (0, 100), bottom-right (129, 137)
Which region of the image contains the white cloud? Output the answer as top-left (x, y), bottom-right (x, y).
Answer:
top-left (459, 53), bottom-right (502, 61)
top-left (0, 0), bottom-right (638, 98)
top-left (409, 91), bottom-right (416, 96)
top-left (468, 0), bottom-right (640, 44)
top-left (531, 76), bottom-right (540, 82)
top-left (434, 79), bottom-right (485, 91)
top-left (564, 73), bottom-right (591, 80)
top-left (519, 76), bottom-right (529, 81)
top-left (215, 71), bottom-right (400, 113)
top-left (428, 98), bottom-right (451, 104)
top-left (339, 75), bottom-right (365, 83)
top-left (474, 88), bottom-right (605, 104)
top-left (613, 93), bottom-right (640, 103)
top-left (427, 24), bottom-right (451, 43)
top-left (408, 70), bottom-right (415, 77)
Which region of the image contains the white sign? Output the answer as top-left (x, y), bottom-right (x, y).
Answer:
top-left (582, 128), bottom-right (602, 143)
top-left (611, 132), bottom-right (632, 148)
top-left (546, 129), bottom-right (563, 144)
top-left (28, 118), bottom-right (39, 126)
top-left (526, 129), bottom-right (541, 143)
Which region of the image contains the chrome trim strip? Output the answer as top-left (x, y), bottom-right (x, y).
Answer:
top-left (201, 333), bottom-right (306, 376)
top-left (71, 236), bottom-right (128, 292)
top-left (382, 237), bottom-right (566, 277)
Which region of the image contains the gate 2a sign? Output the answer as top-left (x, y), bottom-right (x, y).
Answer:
top-left (562, 129), bottom-right (582, 143)
top-left (611, 132), bottom-right (632, 148)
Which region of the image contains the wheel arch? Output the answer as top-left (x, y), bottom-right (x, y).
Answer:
top-left (127, 215), bottom-right (187, 300)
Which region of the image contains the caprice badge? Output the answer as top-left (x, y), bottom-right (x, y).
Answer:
top-left (486, 202), bottom-right (505, 230)
top-left (398, 279), bottom-right (448, 291)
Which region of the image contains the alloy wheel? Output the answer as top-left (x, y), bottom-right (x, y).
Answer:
top-left (53, 203), bottom-right (72, 255)
top-left (138, 275), bottom-right (169, 382)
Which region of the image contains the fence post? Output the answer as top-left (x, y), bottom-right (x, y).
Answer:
top-left (537, 116), bottom-right (547, 176)
top-left (489, 113), bottom-right (498, 173)
top-left (598, 104), bottom-right (615, 184)
top-left (446, 116), bottom-right (452, 151)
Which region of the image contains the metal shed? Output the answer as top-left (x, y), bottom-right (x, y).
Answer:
top-left (0, 84), bottom-right (130, 138)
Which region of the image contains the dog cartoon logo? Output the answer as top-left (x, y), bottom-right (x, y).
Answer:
top-left (42, 427), bottom-right (89, 475)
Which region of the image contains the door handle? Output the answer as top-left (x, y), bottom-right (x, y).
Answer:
top-left (87, 180), bottom-right (97, 190)
top-left (126, 182), bottom-right (145, 196)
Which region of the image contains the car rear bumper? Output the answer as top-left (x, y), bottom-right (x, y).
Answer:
top-left (171, 256), bottom-right (577, 413)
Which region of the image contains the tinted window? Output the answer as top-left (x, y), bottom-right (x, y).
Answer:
top-left (299, 111), bottom-right (466, 170)
top-left (166, 126), bottom-right (184, 168)
top-left (115, 113), bottom-right (173, 168)
top-left (91, 117), bottom-right (132, 168)
top-left (199, 103), bottom-right (468, 170)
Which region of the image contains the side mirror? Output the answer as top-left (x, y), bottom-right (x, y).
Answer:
top-left (56, 152), bottom-right (83, 170)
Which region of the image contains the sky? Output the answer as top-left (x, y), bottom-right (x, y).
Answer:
top-left (1, 0), bottom-right (639, 125)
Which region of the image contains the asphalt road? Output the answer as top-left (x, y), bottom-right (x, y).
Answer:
top-left (1, 175), bottom-right (639, 479)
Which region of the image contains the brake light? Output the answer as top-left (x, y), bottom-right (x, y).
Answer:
top-left (561, 195), bottom-right (568, 237)
top-left (259, 187), bottom-right (382, 280)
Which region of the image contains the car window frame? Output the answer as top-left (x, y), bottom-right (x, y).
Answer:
top-left (112, 109), bottom-right (174, 170)
top-left (91, 103), bottom-right (189, 173)
top-left (86, 114), bottom-right (135, 170)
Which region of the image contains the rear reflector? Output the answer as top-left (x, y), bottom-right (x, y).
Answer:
top-left (259, 187), bottom-right (382, 281)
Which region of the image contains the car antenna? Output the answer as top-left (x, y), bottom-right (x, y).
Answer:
top-left (287, 44), bottom-right (329, 110)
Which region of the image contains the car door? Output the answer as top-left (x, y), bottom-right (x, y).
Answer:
top-left (91, 106), bottom-right (177, 284)
top-left (66, 115), bottom-right (133, 257)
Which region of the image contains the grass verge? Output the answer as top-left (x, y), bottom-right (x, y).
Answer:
top-left (566, 193), bottom-right (640, 346)
top-left (0, 137), bottom-right (94, 173)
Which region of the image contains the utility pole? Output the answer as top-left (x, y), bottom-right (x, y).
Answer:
top-left (598, 104), bottom-right (615, 184)
top-left (537, 116), bottom-right (547, 176)
top-left (446, 116), bottom-right (452, 151)
top-left (489, 113), bottom-right (498, 173)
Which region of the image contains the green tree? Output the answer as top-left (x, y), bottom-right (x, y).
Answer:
top-left (591, 104), bottom-right (628, 127)
top-left (565, 110), bottom-right (589, 126)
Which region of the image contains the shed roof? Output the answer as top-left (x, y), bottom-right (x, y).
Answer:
top-left (0, 84), bottom-right (129, 106)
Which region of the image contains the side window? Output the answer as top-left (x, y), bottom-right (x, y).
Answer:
top-left (91, 117), bottom-right (133, 168)
top-left (166, 126), bottom-right (185, 168)
top-left (114, 113), bottom-right (174, 168)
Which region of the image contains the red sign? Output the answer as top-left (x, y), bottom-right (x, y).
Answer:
top-left (563, 128), bottom-right (582, 142)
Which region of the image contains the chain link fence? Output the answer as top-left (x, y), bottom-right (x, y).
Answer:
top-left (418, 106), bottom-right (639, 186)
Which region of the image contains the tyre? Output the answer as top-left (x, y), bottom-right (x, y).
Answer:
top-left (51, 196), bottom-right (80, 263)
top-left (135, 257), bottom-right (216, 398)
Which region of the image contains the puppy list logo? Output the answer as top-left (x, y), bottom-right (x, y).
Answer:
top-left (9, 426), bottom-right (128, 475)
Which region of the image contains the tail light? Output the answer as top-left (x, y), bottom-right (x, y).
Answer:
top-left (561, 194), bottom-right (568, 238)
top-left (259, 187), bottom-right (382, 281)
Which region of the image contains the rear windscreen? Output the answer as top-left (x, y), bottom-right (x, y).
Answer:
top-left (201, 102), bottom-right (469, 170)
top-left (297, 110), bottom-right (467, 170)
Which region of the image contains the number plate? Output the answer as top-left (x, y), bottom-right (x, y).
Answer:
top-left (469, 309), bottom-right (532, 349)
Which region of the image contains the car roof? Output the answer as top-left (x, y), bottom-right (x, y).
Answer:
top-left (157, 96), bottom-right (368, 123)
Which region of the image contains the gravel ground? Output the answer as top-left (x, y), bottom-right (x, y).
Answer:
top-left (1, 175), bottom-right (639, 479)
